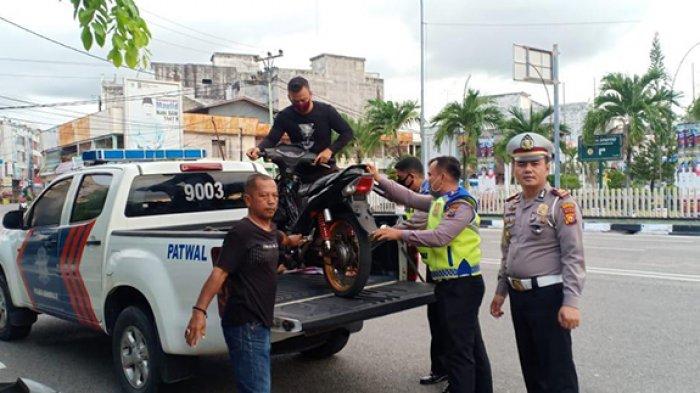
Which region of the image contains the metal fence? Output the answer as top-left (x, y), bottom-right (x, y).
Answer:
top-left (368, 187), bottom-right (700, 219)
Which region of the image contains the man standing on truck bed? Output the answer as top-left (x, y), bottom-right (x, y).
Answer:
top-left (369, 156), bottom-right (492, 393)
top-left (185, 173), bottom-right (303, 393)
top-left (246, 76), bottom-right (354, 183)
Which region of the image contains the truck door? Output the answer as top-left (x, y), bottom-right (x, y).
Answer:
top-left (61, 172), bottom-right (114, 330)
top-left (18, 176), bottom-right (74, 317)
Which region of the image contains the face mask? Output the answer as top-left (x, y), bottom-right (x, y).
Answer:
top-left (293, 100), bottom-right (311, 113)
top-left (397, 174), bottom-right (412, 189)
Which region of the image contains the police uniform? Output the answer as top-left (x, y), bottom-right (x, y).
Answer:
top-left (378, 177), bottom-right (492, 393)
top-left (497, 133), bottom-right (585, 393)
top-left (396, 180), bottom-right (448, 381)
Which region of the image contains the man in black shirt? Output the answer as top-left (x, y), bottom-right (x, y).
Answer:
top-left (185, 173), bottom-right (302, 393)
top-left (246, 76), bottom-right (354, 182)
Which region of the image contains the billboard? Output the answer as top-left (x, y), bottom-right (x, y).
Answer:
top-left (123, 78), bottom-right (182, 149)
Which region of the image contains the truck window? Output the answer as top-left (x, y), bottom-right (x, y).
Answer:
top-left (29, 177), bottom-right (72, 227)
top-left (70, 174), bottom-right (113, 223)
top-left (125, 171), bottom-right (249, 217)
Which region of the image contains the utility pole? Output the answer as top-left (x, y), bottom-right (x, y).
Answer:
top-left (552, 44), bottom-right (561, 188)
top-left (419, 0), bottom-right (427, 172)
top-left (255, 50), bottom-right (284, 124)
top-left (692, 62), bottom-right (696, 101)
top-left (239, 127), bottom-right (244, 161)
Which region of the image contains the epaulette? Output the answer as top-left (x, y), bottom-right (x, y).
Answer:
top-left (550, 188), bottom-right (570, 198)
top-left (505, 193), bottom-right (520, 202)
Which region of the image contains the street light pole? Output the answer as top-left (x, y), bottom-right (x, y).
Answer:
top-left (552, 44), bottom-right (561, 188)
top-left (419, 0), bottom-right (427, 171)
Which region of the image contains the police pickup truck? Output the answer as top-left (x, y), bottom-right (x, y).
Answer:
top-left (0, 152), bottom-right (433, 393)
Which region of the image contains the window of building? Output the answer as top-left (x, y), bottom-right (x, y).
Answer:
top-left (201, 78), bottom-right (213, 85)
top-left (70, 174), bottom-right (113, 223)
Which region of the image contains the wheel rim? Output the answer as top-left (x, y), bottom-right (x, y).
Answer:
top-left (0, 289), bottom-right (7, 330)
top-left (120, 326), bottom-right (150, 389)
top-left (323, 220), bottom-right (361, 293)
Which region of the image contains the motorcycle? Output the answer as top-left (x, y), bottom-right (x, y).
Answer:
top-left (259, 144), bottom-right (378, 297)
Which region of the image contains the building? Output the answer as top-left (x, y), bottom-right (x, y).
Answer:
top-left (152, 52), bottom-right (384, 118)
top-left (187, 97), bottom-right (278, 124)
top-left (0, 118), bottom-right (42, 196)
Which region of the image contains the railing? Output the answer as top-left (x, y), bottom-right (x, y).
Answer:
top-left (476, 187), bottom-right (700, 219)
top-left (368, 187), bottom-right (700, 219)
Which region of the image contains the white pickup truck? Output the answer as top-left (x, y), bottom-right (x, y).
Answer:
top-left (0, 159), bottom-right (434, 393)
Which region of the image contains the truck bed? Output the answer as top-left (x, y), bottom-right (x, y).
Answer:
top-left (274, 274), bottom-right (434, 332)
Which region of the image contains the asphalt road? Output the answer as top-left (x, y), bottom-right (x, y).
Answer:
top-left (1, 205), bottom-right (699, 392)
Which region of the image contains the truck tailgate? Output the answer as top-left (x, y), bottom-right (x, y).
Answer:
top-left (274, 275), bottom-right (434, 332)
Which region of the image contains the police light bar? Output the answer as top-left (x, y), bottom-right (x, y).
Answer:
top-left (82, 149), bottom-right (207, 163)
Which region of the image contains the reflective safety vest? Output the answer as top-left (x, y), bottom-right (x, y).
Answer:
top-left (425, 195), bottom-right (482, 281)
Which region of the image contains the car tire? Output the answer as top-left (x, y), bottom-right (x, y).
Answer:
top-left (0, 274), bottom-right (34, 341)
top-left (300, 330), bottom-right (350, 359)
top-left (112, 306), bottom-right (163, 393)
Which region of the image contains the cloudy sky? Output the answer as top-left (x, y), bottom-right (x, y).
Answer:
top-left (1, 0), bottom-right (699, 129)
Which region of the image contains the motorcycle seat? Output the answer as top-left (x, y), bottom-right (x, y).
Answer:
top-left (298, 172), bottom-right (342, 197)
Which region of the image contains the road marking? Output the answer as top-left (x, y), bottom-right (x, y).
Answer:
top-left (0, 361), bottom-right (5, 369)
top-left (586, 246), bottom-right (641, 252)
top-left (480, 258), bottom-right (700, 283)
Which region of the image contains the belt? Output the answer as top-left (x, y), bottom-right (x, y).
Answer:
top-left (508, 274), bottom-right (562, 292)
top-left (431, 264), bottom-right (481, 282)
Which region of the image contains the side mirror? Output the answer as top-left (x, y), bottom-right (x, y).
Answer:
top-left (2, 210), bottom-right (24, 230)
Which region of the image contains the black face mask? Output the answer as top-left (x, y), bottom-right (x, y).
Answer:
top-left (396, 174), bottom-right (413, 189)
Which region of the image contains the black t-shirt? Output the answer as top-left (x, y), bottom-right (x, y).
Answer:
top-left (258, 101), bottom-right (354, 156)
top-left (216, 218), bottom-right (283, 327)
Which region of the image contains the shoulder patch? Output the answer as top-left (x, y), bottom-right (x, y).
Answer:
top-left (561, 202), bottom-right (577, 225)
top-left (445, 200), bottom-right (469, 217)
top-left (551, 188), bottom-right (570, 198)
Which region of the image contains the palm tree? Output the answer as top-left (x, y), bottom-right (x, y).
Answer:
top-left (335, 114), bottom-right (382, 163)
top-left (582, 69), bottom-right (676, 177)
top-left (431, 89), bottom-right (502, 181)
top-left (493, 106), bottom-right (570, 163)
top-left (365, 99), bottom-right (419, 157)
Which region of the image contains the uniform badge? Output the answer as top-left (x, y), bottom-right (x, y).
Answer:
top-left (520, 134), bottom-right (535, 150)
top-left (536, 203), bottom-right (549, 216)
top-left (561, 202), bottom-right (577, 225)
top-left (446, 204), bottom-right (459, 218)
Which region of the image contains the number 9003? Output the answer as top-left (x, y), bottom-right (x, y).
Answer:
top-left (183, 182), bottom-right (225, 201)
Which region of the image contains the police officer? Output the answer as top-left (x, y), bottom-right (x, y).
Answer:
top-left (489, 133), bottom-right (585, 393)
top-left (392, 156), bottom-right (447, 385)
top-left (370, 156), bottom-right (492, 393)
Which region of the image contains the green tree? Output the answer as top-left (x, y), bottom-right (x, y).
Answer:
top-left (687, 98), bottom-right (700, 122)
top-left (648, 32), bottom-right (669, 90)
top-left (69, 0), bottom-right (151, 68)
top-left (431, 89), bottom-right (502, 181)
top-left (365, 99), bottom-right (419, 158)
top-left (582, 69), bottom-right (676, 183)
top-left (494, 106), bottom-right (569, 163)
top-left (335, 114), bottom-right (382, 163)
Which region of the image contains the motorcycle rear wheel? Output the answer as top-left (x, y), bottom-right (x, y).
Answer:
top-left (322, 213), bottom-right (372, 298)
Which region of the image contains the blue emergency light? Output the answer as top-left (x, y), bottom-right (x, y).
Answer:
top-left (81, 149), bottom-right (207, 163)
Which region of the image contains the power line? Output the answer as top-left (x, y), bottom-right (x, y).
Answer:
top-left (0, 15), bottom-right (154, 75)
top-left (151, 37), bottom-right (214, 55)
top-left (146, 19), bottom-right (241, 50)
top-left (140, 8), bottom-right (261, 50)
top-left (0, 73), bottom-right (102, 80)
top-left (0, 57), bottom-right (113, 67)
top-left (425, 19), bottom-right (641, 27)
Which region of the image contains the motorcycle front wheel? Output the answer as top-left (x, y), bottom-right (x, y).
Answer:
top-left (322, 213), bottom-right (372, 298)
